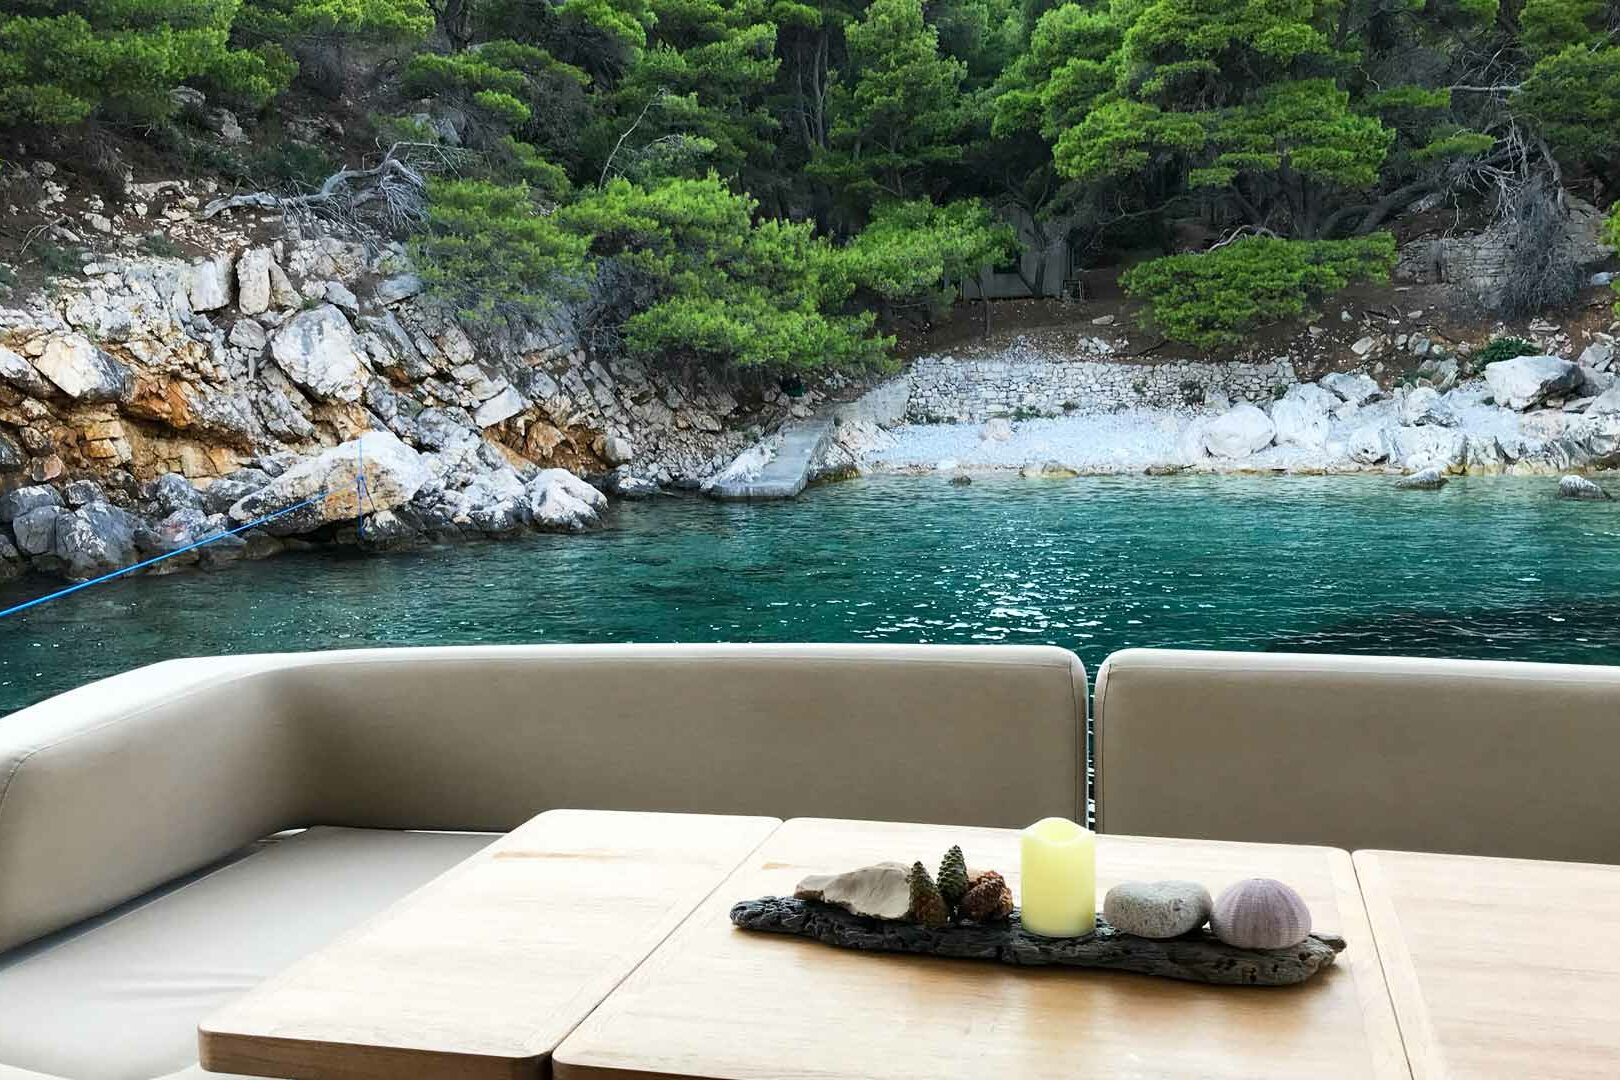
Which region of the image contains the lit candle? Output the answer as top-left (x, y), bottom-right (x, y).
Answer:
top-left (1019, 816), bottom-right (1096, 937)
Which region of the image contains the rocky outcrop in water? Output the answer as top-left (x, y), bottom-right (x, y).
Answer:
top-left (0, 186), bottom-right (822, 582)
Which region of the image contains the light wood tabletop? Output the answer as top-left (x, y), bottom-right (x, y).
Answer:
top-left (552, 817), bottom-right (1408, 1080)
top-left (199, 809), bottom-right (780, 1080)
top-left (1356, 849), bottom-right (1620, 1080)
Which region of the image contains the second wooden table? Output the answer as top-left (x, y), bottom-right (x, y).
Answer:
top-left (554, 817), bottom-right (1407, 1079)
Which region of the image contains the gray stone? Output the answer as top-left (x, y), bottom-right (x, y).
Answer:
top-left (527, 468), bottom-right (607, 531)
top-left (1271, 391), bottom-right (1330, 449)
top-left (270, 304), bottom-right (370, 403)
top-left (600, 434), bottom-right (635, 465)
top-left (472, 385), bottom-right (525, 428)
top-left (1558, 474), bottom-right (1611, 500)
top-left (1348, 424), bottom-right (1391, 464)
top-left (186, 255), bottom-right (234, 312)
top-left (0, 430), bottom-right (24, 472)
top-left (1484, 354), bottom-right (1580, 410)
top-left (11, 505), bottom-right (61, 555)
top-left (375, 274), bottom-right (424, 305)
top-left (981, 418), bottom-right (1014, 442)
top-left (63, 479), bottom-right (104, 507)
top-left (236, 248), bottom-right (273, 316)
top-left (1399, 386), bottom-right (1457, 428)
top-left (1202, 403), bottom-right (1275, 458)
top-left (0, 344), bottom-right (54, 397)
top-left (1393, 425), bottom-right (1468, 472)
top-left (1103, 880), bottom-right (1213, 939)
top-left (1321, 371), bottom-right (1383, 406)
top-left (1588, 385), bottom-right (1620, 416)
top-left (1578, 340), bottom-right (1614, 373)
top-left (230, 430), bottom-right (431, 534)
top-left (200, 477), bottom-right (265, 515)
top-left (147, 472), bottom-right (205, 514)
top-left (33, 335), bottom-right (130, 402)
top-left (229, 318), bottom-right (268, 351)
top-left (324, 280), bottom-right (360, 315)
top-left (1396, 467), bottom-right (1448, 490)
top-left (53, 503), bottom-right (138, 578)
top-left (0, 485), bottom-right (61, 523)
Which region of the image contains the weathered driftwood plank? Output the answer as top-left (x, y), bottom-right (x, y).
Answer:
top-left (730, 897), bottom-right (1345, 986)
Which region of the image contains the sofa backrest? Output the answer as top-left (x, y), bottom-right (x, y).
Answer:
top-left (0, 643), bottom-right (1087, 953)
top-left (1093, 648), bottom-right (1620, 863)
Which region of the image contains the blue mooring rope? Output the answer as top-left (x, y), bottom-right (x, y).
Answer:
top-left (0, 493), bottom-right (327, 620)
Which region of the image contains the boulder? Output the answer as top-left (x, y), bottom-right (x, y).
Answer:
top-left (63, 479), bottom-right (103, 508)
top-left (228, 430), bottom-right (431, 534)
top-left (0, 485), bottom-right (61, 523)
top-left (375, 274), bottom-right (424, 305)
top-left (0, 344), bottom-right (54, 397)
top-left (1271, 392), bottom-right (1331, 449)
top-left (1578, 340), bottom-right (1614, 372)
top-left (1575, 366), bottom-right (1615, 398)
top-left (527, 469), bottom-right (607, 531)
top-left (0, 430), bottom-right (23, 472)
top-left (1321, 371), bottom-right (1383, 406)
top-left (186, 255), bottom-right (234, 312)
top-left (229, 319), bottom-right (268, 351)
top-left (147, 472), bottom-right (206, 515)
top-left (270, 304), bottom-right (370, 403)
top-left (1484, 354), bottom-right (1580, 410)
top-left (1399, 386), bottom-right (1457, 428)
top-left (1558, 474), bottom-right (1611, 500)
top-left (11, 505), bottom-right (62, 555)
top-left (33, 335), bottom-right (130, 402)
top-left (1588, 385), bottom-right (1620, 416)
top-left (1395, 467), bottom-right (1447, 490)
top-left (1393, 426), bottom-right (1468, 472)
top-left (462, 477), bottom-right (530, 534)
top-left (236, 248), bottom-right (273, 315)
top-left (1348, 424), bottom-right (1391, 464)
top-left (267, 260), bottom-right (301, 309)
top-left (599, 434), bottom-right (635, 465)
top-left (200, 477), bottom-right (268, 515)
top-left (1202, 403), bottom-right (1275, 458)
top-left (53, 503), bottom-right (139, 578)
top-left (472, 385), bottom-right (525, 428)
top-left (325, 280), bottom-right (361, 315)
top-left (134, 507), bottom-right (214, 555)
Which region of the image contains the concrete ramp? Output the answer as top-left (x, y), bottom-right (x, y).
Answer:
top-left (706, 416), bottom-right (834, 500)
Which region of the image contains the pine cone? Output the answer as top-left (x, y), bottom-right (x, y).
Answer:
top-left (937, 845), bottom-right (970, 907)
top-left (908, 861), bottom-right (950, 927)
top-left (959, 870), bottom-right (1014, 922)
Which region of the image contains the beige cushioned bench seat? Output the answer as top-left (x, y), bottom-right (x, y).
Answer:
top-left (0, 828), bottom-right (491, 1080)
top-left (0, 643), bottom-right (1088, 1079)
top-left (1094, 648), bottom-right (1620, 862)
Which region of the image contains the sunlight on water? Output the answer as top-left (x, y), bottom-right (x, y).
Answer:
top-left (1, 473), bottom-right (1615, 714)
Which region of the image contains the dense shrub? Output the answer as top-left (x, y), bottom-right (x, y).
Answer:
top-left (840, 199), bottom-right (1016, 317)
top-left (1475, 337), bottom-right (1542, 365)
top-left (1121, 235), bottom-right (1398, 348)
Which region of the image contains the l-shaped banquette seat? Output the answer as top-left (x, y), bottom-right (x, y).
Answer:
top-left (5, 642), bottom-right (1620, 1080)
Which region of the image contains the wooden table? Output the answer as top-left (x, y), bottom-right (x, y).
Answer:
top-left (1356, 849), bottom-right (1620, 1079)
top-left (553, 817), bottom-right (1408, 1079)
top-left (199, 809), bottom-right (779, 1079)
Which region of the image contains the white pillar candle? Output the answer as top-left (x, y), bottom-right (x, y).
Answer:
top-left (1019, 816), bottom-right (1096, 938)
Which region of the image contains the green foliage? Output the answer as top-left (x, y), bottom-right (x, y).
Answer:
top-left (1475, 337), bottom-right (1541, 365)
top-left (839, 198), bottom-right (1014, 310)
top-left (1121, 234), bottom-right (1397, 347)
top-left (411, 179), bottom-right (591, 324)
top-left (1520, 47), bottom-right (1620, 167)
top-left (0, 0), bottom-right (283, 126)
top-left (138, 233), bottom-right (182, 257)
top-left (561, 175), bottom-right (886, 369)
top-left (907, 861), bottom-right (949, 927)
top-left (236, 0), bottom-right (433, 50)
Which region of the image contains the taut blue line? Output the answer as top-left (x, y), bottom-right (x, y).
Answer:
top-left (0, 494), bottom-right (326, 621)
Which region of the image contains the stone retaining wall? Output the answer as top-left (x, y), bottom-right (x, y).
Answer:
top-left (905, 354), bottom-right (1299, 422)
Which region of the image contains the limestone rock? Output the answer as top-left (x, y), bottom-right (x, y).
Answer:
top-left (63, 479), bottom-right (103, 508)
top-left (1393, 426), bottom-right (1467, 472)
top-left (981, 417), bottom-right (1014, 442)
top-left (1348, 424), bottom-right (1391, 464)
top-left (1211, 879), bottom-right (1311, 950)
top-left (1578, 340), bottom-right (1614, 372)
top-left (1484, 354), bottom-right (1580, 410)
top-left (11, 505), bottom-right (62, 555)
top-left (473, 385), bottom-right (524, 428)
top-left (0, 485), bottom-right (62, 523)
top-left (52, 503), bottom-right (139, 578)
top-left (794, 862), bottom-right (913, 920)
top-left (1588, 385), bottom-right (1620, 416)
top-left (1202, 403), bottom-right (1275, 458)
top-left (527, 468), bottom-right (607, 531)
top-left (0, 431), bottom-right (23, 472)
top-left (229, 318), bottom-right (268, 351)
top-left (267, 260), bottom-right (301, 309)
top-left (148, 472), bottom-right (206, 515)
top-left (34, 335), bottom-right (130, 402)
top-left (1103, 880), bottom-right (1213, 939)
top-left (1271, 391), bottom-right (1330, 449)
top-left (270, 304), bottom-right (370, 403)
top-left (600, 434), bottom-right (635, 465)
top-left (1558, 474), bottom-right (1611, 500)
top-left (229, 430), bottom-right (431, 534)
top-left (1321, 371), bottom-right (1382, 406)
top-left (1400, 386), bottom-right (1457, 428)
top-left (325, 280), bottom-right (360, 315)
top-left (1395, 467), bottom-right (1447, 490)
top-left (186, 255), bottom-right (234, 312)
top-left (376, 274), bottom-right (425, 305)
top-left (236, 248), bottom-right (273, 315)
top-left (0, 344), bottom-right (55, 397)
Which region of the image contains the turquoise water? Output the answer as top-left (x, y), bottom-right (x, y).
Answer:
top-left (2, 474), bottom-right (1617, 715)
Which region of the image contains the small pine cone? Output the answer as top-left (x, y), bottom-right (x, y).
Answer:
top-left (937, 845), bottom-right (970, 907)
top-left (908, 861), bottom-right (950, 928)
top-left (959, 870), bottom-right (1014, 922)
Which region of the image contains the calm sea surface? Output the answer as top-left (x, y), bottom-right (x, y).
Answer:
top-left (1, 473), bottom-right (1615, 715)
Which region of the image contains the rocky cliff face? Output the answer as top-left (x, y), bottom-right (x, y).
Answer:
top-left (0, 188), bottom-right (808, 583)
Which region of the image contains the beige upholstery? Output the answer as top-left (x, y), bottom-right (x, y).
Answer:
top-left (1094, 648), bottom-right (1620, 862)
top-left (0, 827), bottom-right (490, 1080)
top-left (0, 643), bottom-right (1087, 955)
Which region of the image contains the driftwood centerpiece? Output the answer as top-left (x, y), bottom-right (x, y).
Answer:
top-left (729, 898), bottom-right (1346, 986)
